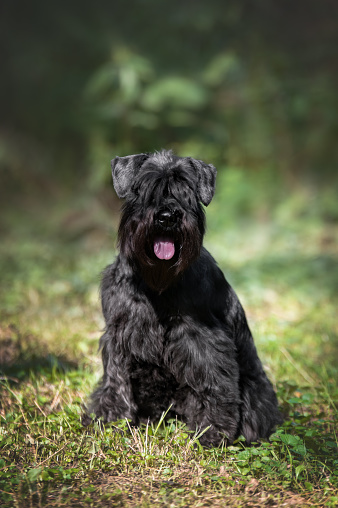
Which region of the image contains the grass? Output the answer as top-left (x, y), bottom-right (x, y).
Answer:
top-left (0, 174), bottom-right (337, 507)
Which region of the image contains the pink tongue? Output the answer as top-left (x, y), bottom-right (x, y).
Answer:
top-left (154, 237), bottom-right (175, 260)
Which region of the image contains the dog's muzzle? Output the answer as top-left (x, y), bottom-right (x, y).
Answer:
top-left (156, 209), bottom-right (179, 228)
top-left (153, 209), bottom-right (181, 261)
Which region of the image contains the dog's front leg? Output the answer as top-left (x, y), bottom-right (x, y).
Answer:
top-left (166, 326), bottom-right (241, 447)
top-left (83, 331), bottom-right (137, 425)
top-left (173, 384), bottom-right (241, 447)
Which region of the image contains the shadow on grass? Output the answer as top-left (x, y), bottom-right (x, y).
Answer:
top-left (0, 328), bottom-right (78, 383)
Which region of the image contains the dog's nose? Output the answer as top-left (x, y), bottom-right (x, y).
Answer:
top-left (156, 210), bottom-right (177, 228)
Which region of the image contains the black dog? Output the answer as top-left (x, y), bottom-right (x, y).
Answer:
top-left (83, 150), bottom-right (282, 446)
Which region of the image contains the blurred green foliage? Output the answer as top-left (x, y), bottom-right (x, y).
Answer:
top-left (1, 0), bottom-right (337, 194)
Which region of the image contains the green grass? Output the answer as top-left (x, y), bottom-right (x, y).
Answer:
top-left (0, 178), bottom-right (337, 507)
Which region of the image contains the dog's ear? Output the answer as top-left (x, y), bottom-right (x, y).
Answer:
top-left (189, 158), bottom-right (217, 206)
top-left (111, 153), bottom-right (149, 198)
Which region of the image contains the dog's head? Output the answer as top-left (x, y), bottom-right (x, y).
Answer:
top-left (111, 150), bottom-right (217, 292)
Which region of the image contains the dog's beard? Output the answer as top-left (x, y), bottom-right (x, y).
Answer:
top-left (118, 213), bottom-right (204, 293)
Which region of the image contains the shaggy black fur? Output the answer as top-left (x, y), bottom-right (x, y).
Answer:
top-left (83, 150), bottom-right (282, 446)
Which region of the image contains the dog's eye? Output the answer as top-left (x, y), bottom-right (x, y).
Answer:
top-left (131, 185), bottom-right (140, 198)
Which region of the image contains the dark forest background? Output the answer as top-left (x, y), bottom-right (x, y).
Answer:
top-left (1, 0), bottom-right (337, 198)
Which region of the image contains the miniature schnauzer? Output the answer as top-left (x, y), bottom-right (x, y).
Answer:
top-left (83, 150), bottom-right (282, 446)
